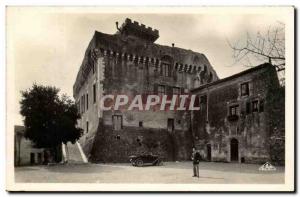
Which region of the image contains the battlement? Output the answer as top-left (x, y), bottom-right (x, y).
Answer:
top-left (119, 18), bottom-right (159, 42)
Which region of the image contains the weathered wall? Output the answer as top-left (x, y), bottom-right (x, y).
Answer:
top-left (15, 132), bottom-right (44, 166)
top-left (73, 22), bottom-right (219, 163)
top-left (192, 64), bottom-right (282, 164)
top-left (89, 52), bottom-right (200, 161)
top-left (74, 53), bottom-right (106, 159)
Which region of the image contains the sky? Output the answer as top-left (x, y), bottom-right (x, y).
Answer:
top-left (7, 7), bottom-right (287, 125)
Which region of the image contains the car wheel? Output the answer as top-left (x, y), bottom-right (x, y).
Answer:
top-left (135, 159), bottom-right (143, 167)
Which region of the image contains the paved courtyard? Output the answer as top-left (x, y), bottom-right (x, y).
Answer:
top-left (15, 162), bottom-right (284, 184)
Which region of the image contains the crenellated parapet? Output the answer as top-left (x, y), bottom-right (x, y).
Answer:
top-left (73, 47), bottom-right (217, 96)
top-left (119, 18), bottom-right (159, 42)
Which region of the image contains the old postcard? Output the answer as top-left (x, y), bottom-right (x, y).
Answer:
top-left (6, 6), bottom-right (294, 192)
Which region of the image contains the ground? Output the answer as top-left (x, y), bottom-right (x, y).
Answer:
top-left (15, 162), bottom-right (284, 184)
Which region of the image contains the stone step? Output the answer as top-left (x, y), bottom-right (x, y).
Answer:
top-left (64, 142), bottom-right (86, 163)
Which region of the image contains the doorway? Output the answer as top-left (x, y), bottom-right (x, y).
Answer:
top-left (30, 153), bottom-right (35, 164)
top-left (206, 144), bottom-right (211, 161)
top-left (167, 118), bottom-right (176, 161)
top-left (230, 138), bottom-right (239, 162)
top-left (167, 118), bottom-right (174, 133)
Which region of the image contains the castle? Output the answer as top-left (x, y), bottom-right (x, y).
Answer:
top-left (73, 18), bottom-right (284, 164)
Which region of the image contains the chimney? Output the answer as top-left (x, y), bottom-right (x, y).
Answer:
top-left (172, 43), bottom-right (175, 47)
top-left (116, 21), bottom-right (121, 32)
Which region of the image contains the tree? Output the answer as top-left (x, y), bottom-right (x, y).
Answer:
top-left (228, 22), bottom-right (285, 85)
top-left (20, 84), bottom-right (83, 163)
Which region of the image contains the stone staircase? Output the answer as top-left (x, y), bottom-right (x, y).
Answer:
top-left (63, 142), bottom-right (88, 164)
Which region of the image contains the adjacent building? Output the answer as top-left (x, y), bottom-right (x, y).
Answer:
top-left (14, 125), bottom-right (45, 166)
top-left (191, 63), bottom-right (285, 164)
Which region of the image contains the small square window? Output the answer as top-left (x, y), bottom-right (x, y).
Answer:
top-left (229, 105), bottom-right (239, 116)
top-left (173, 87), bottom-right (180, 95)
top-left (139, 121), bottom-right (143, 127)
top-left (158, 85), bottom-right (165, 97)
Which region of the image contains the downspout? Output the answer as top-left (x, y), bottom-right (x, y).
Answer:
top-left (206, 86), bottom-right (210, 136)
top-left (206, 86), bottom-right (209, 123)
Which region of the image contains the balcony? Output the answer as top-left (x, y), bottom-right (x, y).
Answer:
top-left (227, 114), bottom-right (239, 122)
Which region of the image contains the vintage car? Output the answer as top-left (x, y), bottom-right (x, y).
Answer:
top-left (129, 154), bottom-right (163, 167)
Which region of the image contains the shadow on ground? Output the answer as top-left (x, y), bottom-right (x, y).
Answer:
top-left (45, 163), bottom-right (124, 174)
top-left (157, 162), bottom-right (285, 174)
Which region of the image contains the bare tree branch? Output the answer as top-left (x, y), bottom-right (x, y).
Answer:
top-left (228, 22), bottom-right (285, 86)
top-left (228, 22), bottom-right (285, 71)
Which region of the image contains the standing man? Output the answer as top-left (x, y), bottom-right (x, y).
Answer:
top-left (191, 147), bottom-right (201, 178)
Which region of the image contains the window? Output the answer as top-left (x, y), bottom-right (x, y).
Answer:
top-left (200, 95), bottom-right (207, 104)
top-left (80, 97), bottom-right (82, 113)
top-left (161, 63), bottom-right (171, 77)
top-left (93, 84), bottom-right (96, 103)
top-left (259, 100), bottom-right (264, 112)
top-left (30, 153), bottom-right (35, 164)
top-left (167, 118), bottom-right (174, 132)
top-left (158, 85), bottom-right (165, 97)
top-left (37, 153), bottom-right (42, 164)
top-left (241, 82), bottom-right (249, 96)
top-left (139, 121), bottom-right (143, 127)
top-left (229, 105), bottom-right (239, 116)
top-left (81, 95), bottom-right (85, 113)
top-left (86, 121), bottom-right (89, 133)
top-left (194, 95), bottom-right (200, 107)
top-left (252, 100), bottom-right (259, 112)
top-left (246, 102), bottom-right (251, 114)
top-left (112, 115), bottom-right (122, 131)
top-left (200, 95), bottom-right (207, 109)
top-left (86, 94), bottom-right (89, 110)
top-left (173, 87), bottom-right (180, 95)
top-left (76, 101), bottom-right (80, 113)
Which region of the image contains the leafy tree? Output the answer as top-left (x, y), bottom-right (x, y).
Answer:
top-left (20, 84), bottom-right (83, 162)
